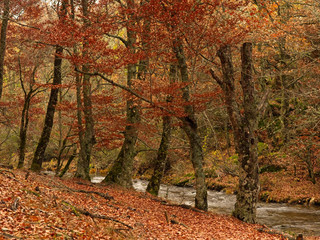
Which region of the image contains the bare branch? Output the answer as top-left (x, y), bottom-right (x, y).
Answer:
top-left (104, 33), bottom-right (128, 47)
top-left (75, 67), bottom-right (154, 107)
top-left (209, 69), bottom-right (223, 86)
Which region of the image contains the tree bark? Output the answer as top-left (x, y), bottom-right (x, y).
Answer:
top-left (70, 0), bottom-right (85, 179)
top-left (74, 64), bottom-right (95, 180)
top-left (278, 38), bottom-right (290, 145)
top-left (146, 115), bottom-right (172, 195)
top-left (74, 0), bottom-right (95, 180)
top-left (0, 0), bottom-right (10, 99)
top-left (103, 62), bottom-right (139, 188)
top-left (17, 91), bottom-right (32, 169)
top-left (17, 61), bottom-right (38, 169)
top-left (146, 64), bottom-right (175, 196)
top-left (173, 39), bottom-right (208, 211)
top-left (59, 147), bottom-right (77, 178)
top-left (30, 45), bottom-right (63, 171)
top-left (214, 43), bottom-right (259, 223)
top-left (103, 0), bottom-right (140, 188)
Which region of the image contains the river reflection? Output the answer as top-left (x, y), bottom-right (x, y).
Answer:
top-left (92, 176), bottom-right (320, 236)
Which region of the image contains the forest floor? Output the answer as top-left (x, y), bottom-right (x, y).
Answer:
top-left (1, 167), bottom-right (316, 240)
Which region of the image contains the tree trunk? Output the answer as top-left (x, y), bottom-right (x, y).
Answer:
top-left (70, 0), bottom-right (86, 179)
top-left (59, 147), bottom-right (77, 178)
top-left (30, 45), bottom-right (63, 171)
top-left (146, 64), bottom-right (175, 196)
top-left (103, 0), bottom-right (139, 188)
top-left (55, 126), bottom-right (73, 175)
top-left (0, 0), bottom-right (10, 99)
top-left (74, 64), bottom-right (95, 180)
top-left (74, 0), bottom-right (95, 180)
top-left (17, 91), bottom-right (32, 169)
top-left (146, 115), bottom-right (172, 196)
top-left (173, 39), bottom-right (208, 211)
top-left (305, 144), bottom-right (316, 184)
top-left (214, 43), bottom-right (259, 223)
top-left (103, 63), bottom-right (139, 188)
top-left (278, 38), bottom-right (290, 145)
top-left (17, 61), bottom-right (37, 169)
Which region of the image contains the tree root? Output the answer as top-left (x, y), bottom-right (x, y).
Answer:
top-left (73, 189), bottom-right (114, 201)
top-left (62, 201), bottom-right (133, 229)
top-left (164, 211), bottom-right (188, 228)
top-left (11, 197), bottom-right (20, 211)
top-left (0, 164), bottom-right (13, 169)
top-left (51, 180), bottom-right (114, 201)
top-left (0, 169), bottom-right (16, 179)
top-left (257, 227), bottom-right (298, 240)
top-left (0, 232), bottom-right (22, 239)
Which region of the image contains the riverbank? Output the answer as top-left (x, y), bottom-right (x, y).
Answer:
top-left (139, 149), bottom-right (320, 207)
top-left (127, 178), bottom-right (320, 237)
top-left (154, 170), bottom-right (320, 207)
top-left (0, 167), bottom-right (303, 240)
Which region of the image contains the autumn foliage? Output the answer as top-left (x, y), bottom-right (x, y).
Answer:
top-left (0, 0), bottom-right (320, 237)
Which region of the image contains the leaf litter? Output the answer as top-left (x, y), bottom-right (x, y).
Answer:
top-left (0, 168), bottom-right (317, 240)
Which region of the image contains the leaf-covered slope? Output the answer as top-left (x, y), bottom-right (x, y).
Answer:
top-left (0, 168), bottom-right (292, 239)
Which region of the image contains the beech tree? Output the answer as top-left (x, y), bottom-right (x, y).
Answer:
top-left (211, 43), bottom-right (259, 223)
top-left (173, 38), bottom-right (208, 211)
top-left (1, 0), bottom-right (318, 227)
top-left (146, 64), bottom-right (175, 196)
top-left (103, 0), bottom-right (140, 187)
top-left (31, 0), bottom-right (67, 171)
top-left (17, 51), bottom-right (43, 169)
top-left (74, 0), bottom-right (96, 180)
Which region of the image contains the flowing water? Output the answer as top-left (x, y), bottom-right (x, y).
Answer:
top-left (91, 176), bottom-right (320, 236)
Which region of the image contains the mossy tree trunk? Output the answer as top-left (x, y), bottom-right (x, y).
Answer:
top-left (146, 64), bottom-right (175, 196)
top-left (74, 64), bottom-right (95, 180)
top-left (278, 38), bottom-right (291, 145)
top-left (74, 0), bottom-right (96, 180)
top-left (103, 0), bottom-right (139, 188)
top-left (212, 43), bottom-right (259, 223)
top-left (146, 115), bottom-right (172, 196)
top-left (102, 94), bottom-right (139, 188)
top-left (173, 39), bottom-right (208, 211)
top-left (59, 147), bottom-right (77, 178)
top-left (103, 63), bottom-right (139, 188)
top-left (69, 0), bottom-right (89, 180)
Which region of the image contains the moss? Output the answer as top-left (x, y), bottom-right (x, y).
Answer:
top-left (173, 178), bottom-right (190, 187)
top-left (257, 142), bottom-right (269, 155)
top-left (23, 189), bottom-right (40, 197)
top-left (259, 191), bottom-right (270, 202)
top-left (30, 163), bottom-right (41, 172)
top-left (259, 164), bottom-right (284, 174)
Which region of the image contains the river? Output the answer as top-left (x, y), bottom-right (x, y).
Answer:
top-left (91, 176), bottom-right (320, 237)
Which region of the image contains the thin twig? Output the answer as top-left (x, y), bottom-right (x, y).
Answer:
top-left (62, 201), bottom-right (133, 229)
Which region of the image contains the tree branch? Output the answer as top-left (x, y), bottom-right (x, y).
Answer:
top-left (209, 69), bottom-right (223, 87)
top-left (62, 201), bottom-right (133, 229)
top-left (104, 33), bottom-right (128, 47)
top-left (74, 67), bottom-right (154, 107)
